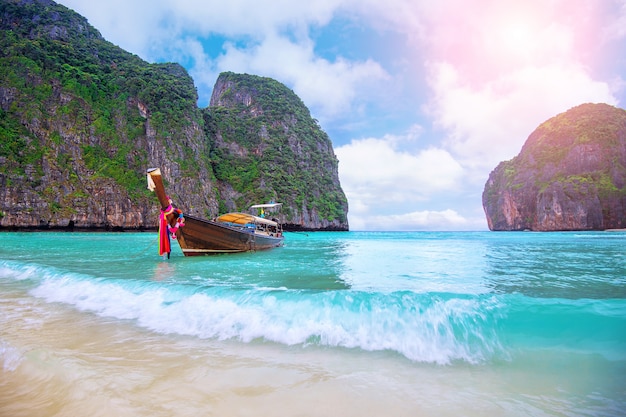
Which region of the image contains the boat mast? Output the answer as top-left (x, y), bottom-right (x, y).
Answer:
top-left (147, 168), bottom-right (178, 228)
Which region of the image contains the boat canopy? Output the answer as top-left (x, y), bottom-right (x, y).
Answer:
top-left (217, 212), bottom-right (278, 227)
top-left (250, 203), bottom-right (282, 209)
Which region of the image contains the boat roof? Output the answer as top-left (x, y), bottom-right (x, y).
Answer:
top-left (250, 203), bottom-right (282, 209)
top-left (217, 212), bottom-right (278, 227)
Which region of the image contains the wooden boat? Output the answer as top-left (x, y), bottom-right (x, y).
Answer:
top-left (147, 168), bottom-right (284, 256)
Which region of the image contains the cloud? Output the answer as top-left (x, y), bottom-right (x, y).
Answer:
top-left (336, 135), bottom-right (463, 202)
top-left (602, 0), bottom-right (626, 41)
top-left (58, 0), bottom-right (165, 57)
top-left (60, 0), bottom-right (336, 53)
top-left (166, 0), bottom-right (338, 36)
top-left (335, 129), bottom-right (469, 229)
top-left (348, 209), bottom-right (476, 231)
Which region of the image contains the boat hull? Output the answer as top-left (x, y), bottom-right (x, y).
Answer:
top-left (176, 215), bottom-right (284, 256)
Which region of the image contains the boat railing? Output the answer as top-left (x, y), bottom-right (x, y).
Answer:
top-left (220, 221), bottom-right (255, 233)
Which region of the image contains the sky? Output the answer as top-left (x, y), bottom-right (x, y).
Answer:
top-left (57, 0), bottom-right (626, 231)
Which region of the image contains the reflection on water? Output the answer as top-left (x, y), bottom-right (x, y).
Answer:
top-left (152, 261), bottom-right (176, 282)
top-left (337, 232), bottom-right (491, 294)
top-left (145, 233), bottom-right (352, 291)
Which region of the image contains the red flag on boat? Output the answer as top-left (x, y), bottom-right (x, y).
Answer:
top-left (158, 211), bottom-right (171, 257)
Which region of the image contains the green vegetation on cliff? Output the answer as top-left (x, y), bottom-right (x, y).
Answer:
top-left (0, 0), bottom-right (203, 202)
top-left (204, 72), bottom-right (348, 225)
top-left (497, 103), bottom-right (626, 196)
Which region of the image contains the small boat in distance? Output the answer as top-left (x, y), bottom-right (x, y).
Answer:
top-left (147, 168), bottom-right (284, 256)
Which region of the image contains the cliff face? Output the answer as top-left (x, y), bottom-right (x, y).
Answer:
top-left (205, 72), bottom-right (349, 231)
top-left (0, 0), bottom-right (216, 230)
top-left (0, 0), bottom-right (348, 231)
top-left (482, 103), bottom-right (626, 231)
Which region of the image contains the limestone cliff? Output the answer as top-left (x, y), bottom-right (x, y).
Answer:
top-left (205, 72), bottom-right (349, 231)
top-left (482, 103), bottom-right (626, 231)
top-left (0, 0), bottom-right (349, 231)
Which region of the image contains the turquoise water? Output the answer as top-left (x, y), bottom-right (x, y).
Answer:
top-left (1, 231), bottom-right (625, 416)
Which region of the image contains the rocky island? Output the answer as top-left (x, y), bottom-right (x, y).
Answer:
top-left (483, 103), bottom-right (626, 231)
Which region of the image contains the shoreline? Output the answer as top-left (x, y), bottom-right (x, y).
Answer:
top-left (2, 226), bottom-right (624, 233)
top-left (0, 224), bottom-right (350, 233)
top-left (0, 226), bottom-right (156, 233)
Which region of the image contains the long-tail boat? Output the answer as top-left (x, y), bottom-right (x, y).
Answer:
top-left (147, 168), bottom-right (284, 257)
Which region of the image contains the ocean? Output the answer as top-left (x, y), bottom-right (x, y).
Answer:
top-left (1, 231), bottom-right (625, 416)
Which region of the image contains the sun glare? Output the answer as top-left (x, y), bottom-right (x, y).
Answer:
top-left (470, 1), bottom-right (551, 64)
top-left (501, 22), bottom-right (533, 51)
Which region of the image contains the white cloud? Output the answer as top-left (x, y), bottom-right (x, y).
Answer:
top-left (603, 0), bottom-right (626, 41)
top-left (336, 130), bottom-right (468, 230)
top-left (59, 0), bottom-right (337, 54)
top-left (349, 209), bottom-right (478, 231)
top-left (165, 0), bottom-right (339, 36)
top-left (336, 137), bottom-right (463, 201)
top-left (58, 0), bottom-right (165, 57)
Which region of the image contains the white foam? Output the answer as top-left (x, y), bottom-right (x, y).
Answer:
top-left (0, 262), bottom-right (42, 281)
top-left (28, 276), bottom-right (504, 364)
top-left (0, 339), bottom-right (23, 372)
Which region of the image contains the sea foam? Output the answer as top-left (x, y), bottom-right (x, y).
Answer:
top-left (29, 275), bottom-right (505, 364)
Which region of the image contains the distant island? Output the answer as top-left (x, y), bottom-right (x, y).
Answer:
top-left (0, 0), bottom-right (349, 231)
top-left (483, 103), bottom-right (626, 231)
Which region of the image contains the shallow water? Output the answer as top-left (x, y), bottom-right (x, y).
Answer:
top-left (1, 231), bottom-right (625, 416)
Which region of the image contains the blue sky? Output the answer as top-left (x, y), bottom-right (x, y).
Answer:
top-left (58, 0), bottom-right (626, 230)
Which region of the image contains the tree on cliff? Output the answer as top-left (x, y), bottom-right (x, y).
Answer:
top-left (482, 103), bottom-right (626, 231)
